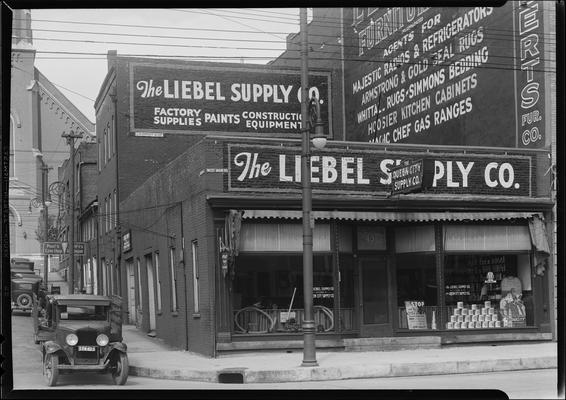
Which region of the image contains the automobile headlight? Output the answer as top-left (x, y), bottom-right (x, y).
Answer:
top-left (96, 334), bottom-right (109, 346)
top-left (66, 333), bottom-right (79, 346)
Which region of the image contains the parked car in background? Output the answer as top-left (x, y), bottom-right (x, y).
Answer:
top-left (11, 257), bottom-right (36, 273)
top-left (33, 294), bottom-right (129, 386)
top-left (11, 279), bottom-right (42, 313)
top-left (11, 270), bottom-right (43, 283)
top-left (10, 257), bottom-right (48, 314)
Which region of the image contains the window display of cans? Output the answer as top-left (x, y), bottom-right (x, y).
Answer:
top-left (446, 301), bottom-right (501, 329)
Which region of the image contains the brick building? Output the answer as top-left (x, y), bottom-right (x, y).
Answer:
top-left (9, 9), bottom-right (95, 279)
top-left (94, 5), bottom-right (556, 357)
top-left (55, 142), bottom-right (98, 294)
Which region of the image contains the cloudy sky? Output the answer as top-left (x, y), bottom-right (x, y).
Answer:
top-left (28, 8), bottom-right (308, 122)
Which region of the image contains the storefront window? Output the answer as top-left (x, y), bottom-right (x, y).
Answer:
top-left (396, 254), bottom-right (438, 330)
top-left (444, 254), bottom-right (534, 329)
top-left (232, 254), bottom-right (336, 334)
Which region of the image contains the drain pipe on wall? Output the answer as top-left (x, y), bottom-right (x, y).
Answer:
top-left (179, 201), bottom-right (189, 351)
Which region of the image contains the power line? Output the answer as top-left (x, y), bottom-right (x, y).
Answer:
top-left (27, 17), bottom-right (298, 35)
top-left (21, 34), bottom-right (557, 67)
top-left (22, 36), bottom-right (288, 52)
top-left (29, 50), bottom-right (557, 74)
top-left (15, 27), bottom-right (293, 44)
top-left (18, 16), bottom-right (558, 46)
top-left (20, 8), bottom-right (558, 44)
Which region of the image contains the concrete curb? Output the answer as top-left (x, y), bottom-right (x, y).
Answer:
top-left (128, 355), bottom-right (557, 384)
top-left (129, 366), bottom-right (219, 382)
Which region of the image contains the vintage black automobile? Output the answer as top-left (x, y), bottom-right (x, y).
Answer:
top-left (11, 278), bottom-right (42, 313)
top-left (10, 258), bottom-right (44, 313)
top-left (33, 294), bottom-right (128, 386)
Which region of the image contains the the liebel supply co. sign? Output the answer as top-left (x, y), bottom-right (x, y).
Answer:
top-left (226, 143), bottom-right (535, 197)
top-left (130, 63), bottom-right (331, 136)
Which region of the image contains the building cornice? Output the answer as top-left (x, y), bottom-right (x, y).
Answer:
top-left (28, 79), bottom-right (96, 143)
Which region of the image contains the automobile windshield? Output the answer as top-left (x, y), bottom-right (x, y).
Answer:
top-left (58, 305), bottom-right (109, 321)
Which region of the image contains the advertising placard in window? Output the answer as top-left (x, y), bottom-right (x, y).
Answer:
top-left (404, 300), bottom-right (428, 329)
top-left (343, 5), bottom-right (546, 148)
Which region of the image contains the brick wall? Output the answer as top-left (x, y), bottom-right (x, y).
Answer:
top-left (121, 139), bottom-right (225, 356)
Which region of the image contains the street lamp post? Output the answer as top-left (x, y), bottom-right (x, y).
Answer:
top-left (300, 7), bottom-right (327, 367)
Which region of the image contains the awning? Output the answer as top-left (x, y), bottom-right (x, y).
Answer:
top-left (241, 210), bottom-right (541, 222)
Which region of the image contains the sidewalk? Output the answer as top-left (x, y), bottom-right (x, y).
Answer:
top-left (122, 325), bottom-right (557, 384)
top-left (47, 269), bottom-right (69, 295)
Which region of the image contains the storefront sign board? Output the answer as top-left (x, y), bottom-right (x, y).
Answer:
top-left (130, 63), bottom-right (331, 136)
top-left (226, 143), bottom-right (534, 197)
top-left (343, 4), bottom-right (546, 149)
top-left (390, 159), bottom-right (435, 195)
top-left (42, 242), bottom-right (86, 255)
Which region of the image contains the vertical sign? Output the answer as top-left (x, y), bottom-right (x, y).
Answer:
top-left (515, 1), bottom-right (546, 148)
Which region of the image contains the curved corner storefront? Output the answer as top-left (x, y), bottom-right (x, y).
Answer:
top-left (217, 210), bottom-right (552, 348)
top-left (211, 138), bottom-right (554, 352)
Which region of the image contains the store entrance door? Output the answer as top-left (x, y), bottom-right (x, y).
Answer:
top-left (359, 255), bottom-right (392, 336)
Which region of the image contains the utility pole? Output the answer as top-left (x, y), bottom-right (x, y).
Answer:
top-left (62, 130), bottom-right (82, 294)
top-left (41, 161), bottom-right (52, 288)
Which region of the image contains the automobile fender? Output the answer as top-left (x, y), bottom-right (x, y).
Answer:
top-left (102, 342), bottom-right (128, 363)
top-left (42, 341), bottom-right (70, 363)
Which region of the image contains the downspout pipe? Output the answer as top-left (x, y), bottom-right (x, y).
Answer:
top-left (110, 86), bottom-right (122, 297)
top-left (179, 201), bottom-right (189, 351)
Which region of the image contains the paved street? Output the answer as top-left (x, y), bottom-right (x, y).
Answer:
top-left (10, 314), bottom-right (559, 398)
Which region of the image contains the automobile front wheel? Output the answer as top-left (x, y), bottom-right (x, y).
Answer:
top-left (111, 352), bottom-right (129, 385)
top-left (43, 354), bottom-right (59, 387)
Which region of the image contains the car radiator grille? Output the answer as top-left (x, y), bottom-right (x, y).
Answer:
top-left (77, 329), bottom-right (98, 345)
top-left (74, 329), bottom-right (100, 364)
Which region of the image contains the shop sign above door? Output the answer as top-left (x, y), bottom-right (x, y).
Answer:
top-left (226, 143), bottom-right (534, 197)
top-left (130, 62), bottom-right (331, 137)
top-left (389, 159), bottom-right (435, 195)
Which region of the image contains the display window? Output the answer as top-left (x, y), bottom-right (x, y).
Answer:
top-left (443, 253), bottom-right (534, 329)
top-left (232, 254), bottom-right (341, 334)
top-left (338, 254), bottom-right (356, 331)
top-left (396, 254), bottom-right (439, 330)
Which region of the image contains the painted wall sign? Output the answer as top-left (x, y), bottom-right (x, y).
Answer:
top-left (130, 63), bottom-right (331, 136)
top-left (226, 143), bottom-right (534, 196)
top-left (343, 4), bottom-right (545, 148)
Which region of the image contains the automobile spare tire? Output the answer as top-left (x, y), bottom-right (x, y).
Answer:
top-left (16, 293), bottom-right (32, 308)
